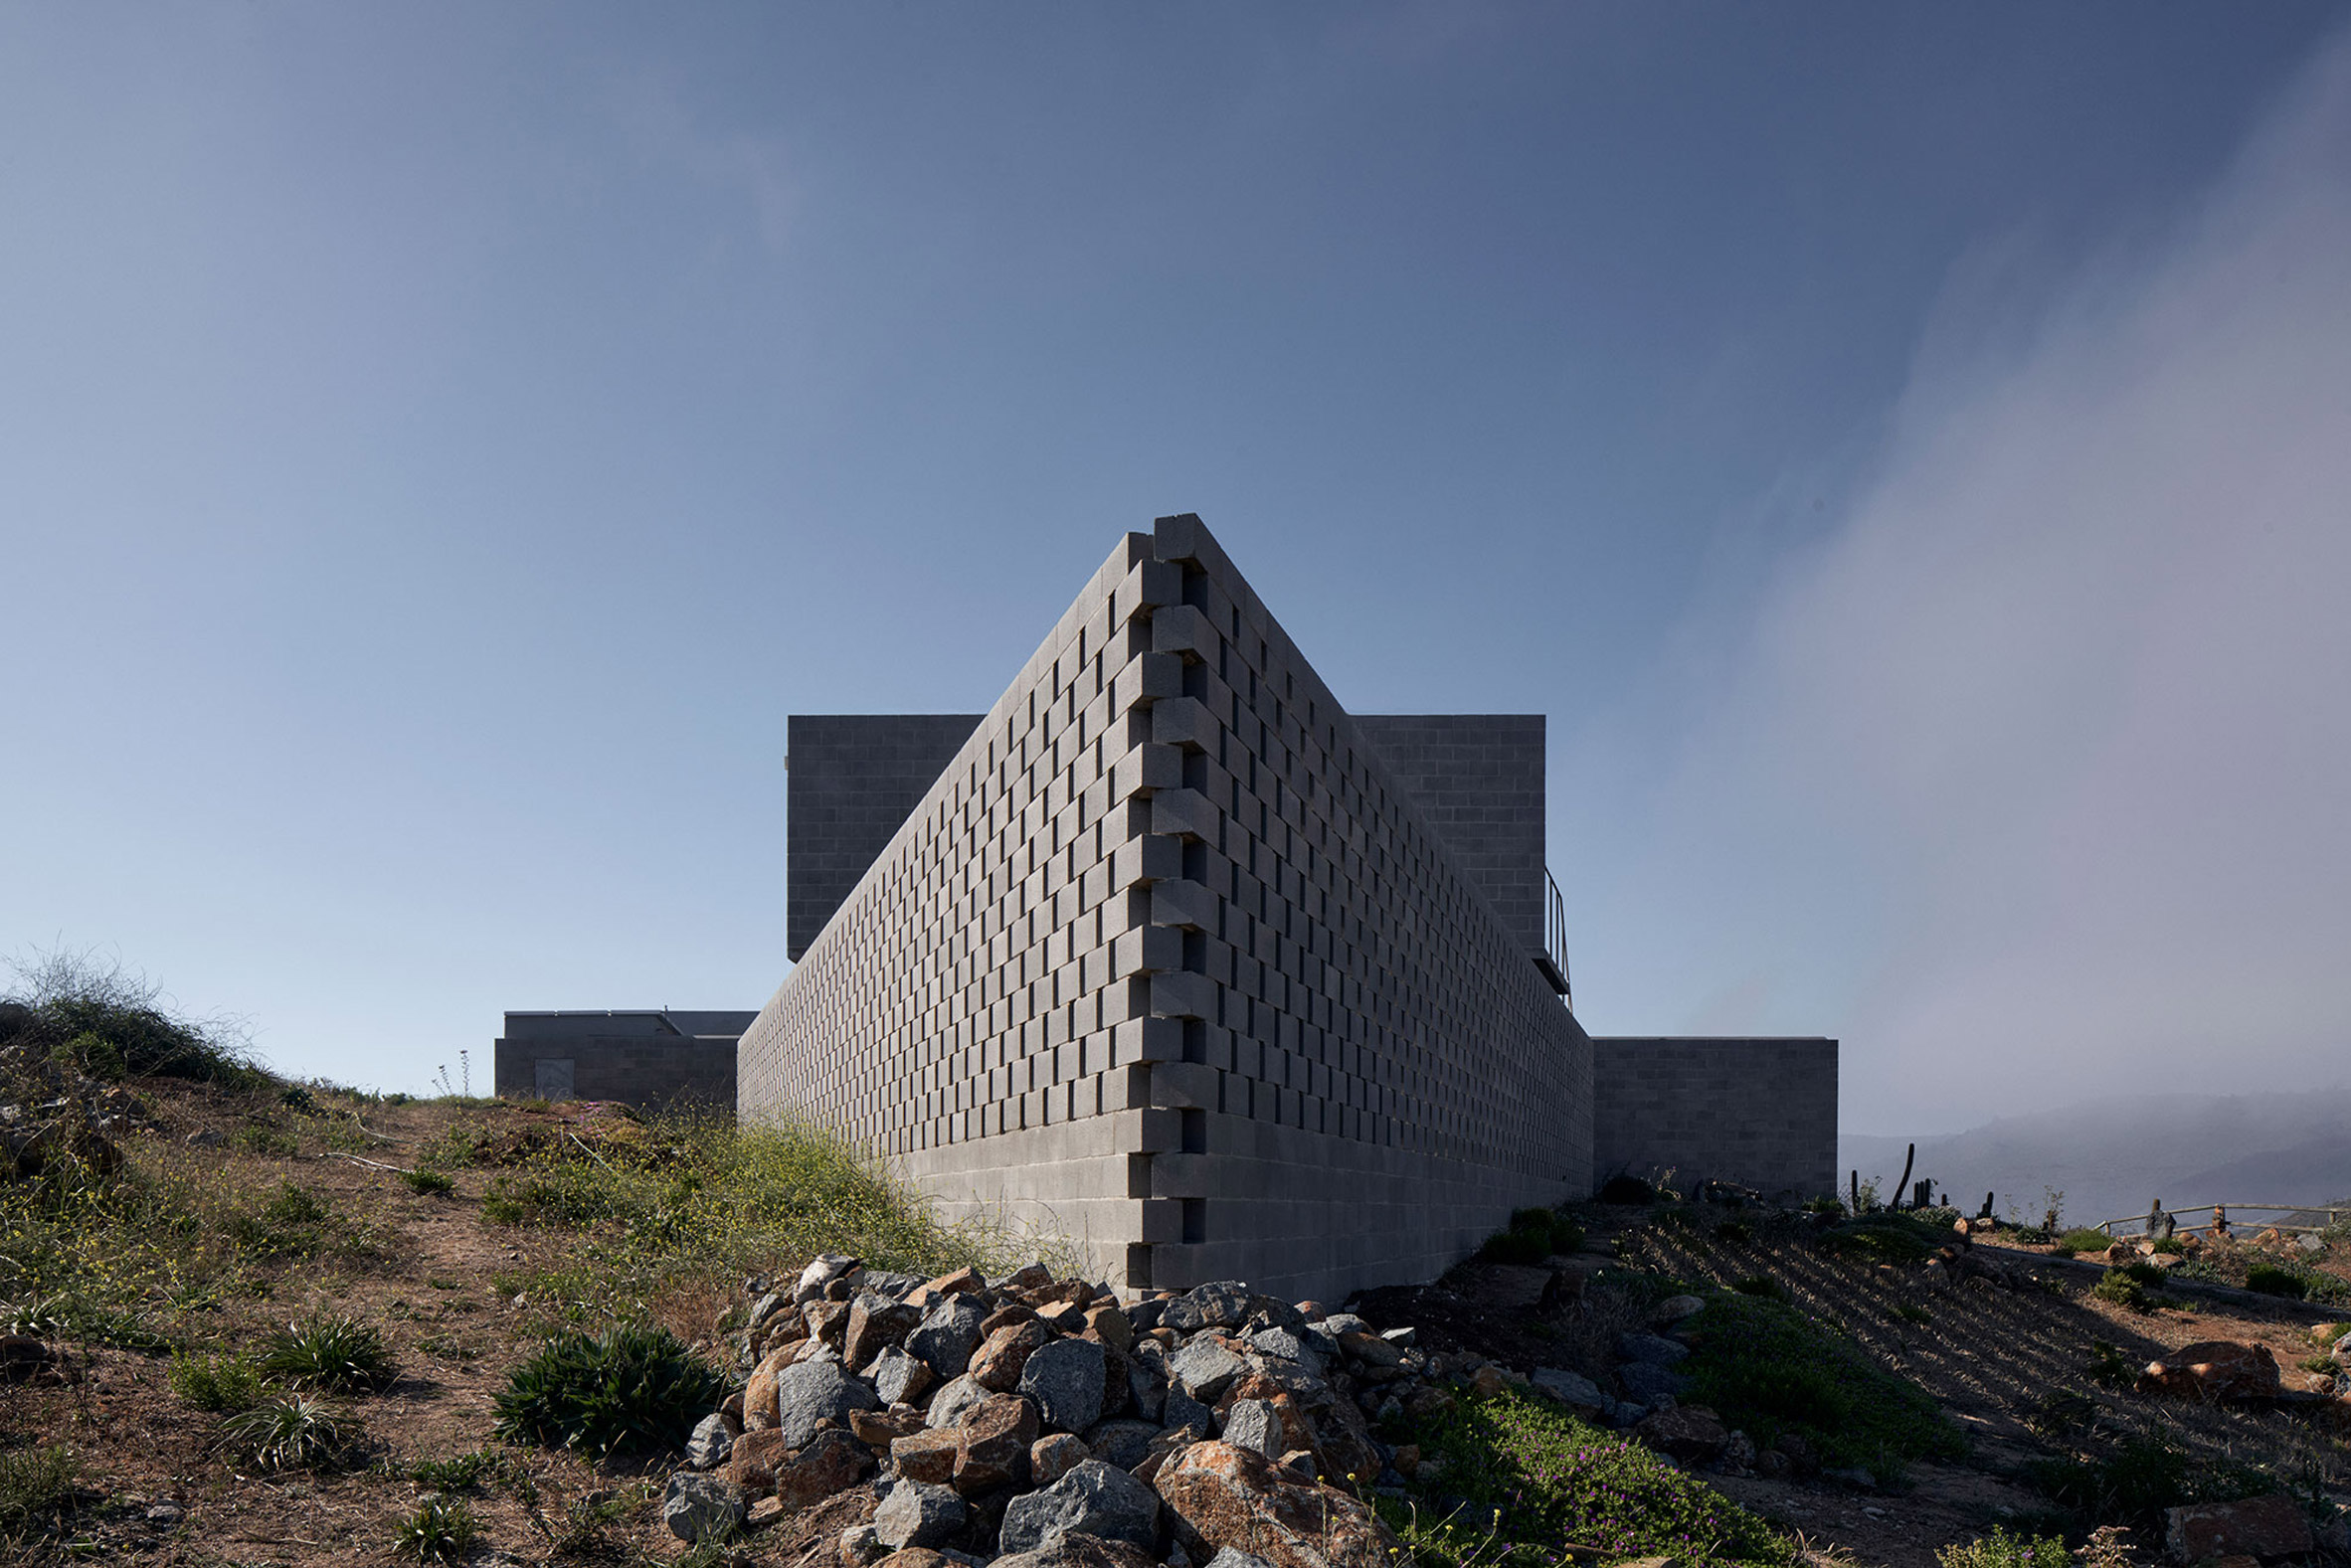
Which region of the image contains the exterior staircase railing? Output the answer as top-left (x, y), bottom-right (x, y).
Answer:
top-left (1536, 869), bottom-right (1572, 1009)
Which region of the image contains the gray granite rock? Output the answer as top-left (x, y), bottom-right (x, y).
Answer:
top-left (997, 1460), bottom-right (1160, 1553)
top-left (873, 1479), bottom-right (967, 1549)
top-left (925, 1372), bottom-right (991, 1430)
top-left (773, 1358), bottom-right (879, 1447)
top-left (871, 1344), bottom-right (935, 1407)
top-left (1168, 1338), bottom-right (1246, 1401)
top-left (685, 1412), bottom-right (734, 1471)
top-left (659, 1473), bottom-right (745, 1542)
top-left (1019, 1336), bottom-right (1108, 1434)
top-left (1161, 1281), bottom-right (1251, 1335)
top-left (1218, 1398), bottom-right (1281, 1459)
top-left (906, 1294), bottom-right (990, 1380)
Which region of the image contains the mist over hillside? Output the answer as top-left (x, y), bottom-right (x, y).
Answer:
top-left (1842, 1086), bottom-right (2351, 1227)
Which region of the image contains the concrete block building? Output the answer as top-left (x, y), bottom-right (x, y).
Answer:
top-left (740, 514), bottom-right (1838, 1303)
top-left (493, 1010), bottom-right (754, 1109)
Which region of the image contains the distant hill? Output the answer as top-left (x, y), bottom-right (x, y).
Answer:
top-left (1842, 1087), bottom-right (2351, 1229)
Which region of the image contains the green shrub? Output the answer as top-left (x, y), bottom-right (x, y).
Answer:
top-left (1817, 1214), bottom-right (1946, 1265)
top-left (234, 1126), bottom-right (300, 1157)
top-left (259, 1313), bottom-right (397, 1392)
top-left (492, 1321), bottom-right (727, 1457)
top-left (1730, 1275), bottom-right (1783, 1299)
top-left (220, 1393), bottom-right (355, 1471)
top-left (1937, 1526), bottom-right (2070, 1568)
top-left (0, 1444), bottom-right (80, 1540)
top-left (1387, 1390), bottom-right (1792, 1567)
top-left (2091, 1271), bottom-right (2154, 1310)
top-left (2028, 1434), bottom-right (2269, 1527)
top-left (392, 1496), bottom-right (478, 1563)
top-left (169, 1351), bottom-right (265, 1412)
top-left (408, 1451), bottom-right (501, 1491)
top-left (402, 1168), bottom-right (454, 1197)
top-left (2053, 1228), bottom-right (2115, 1258)
top-left (3, 947), bottom-right (271, 1091)
top-left (1473, 1206), bottom-right (1583, 1266)
top-left (222, 1182), bottom-right (336, 1259)
top-left (481, 1166), bottom-right (629, 1228)
top-left (2086, 1340), bottom-right (2134, 1389)
top-left (1680, 1293), bottom-right (1965, 1481)
top-left (2148, 1237), bottom-right (2184, 1255)
top-left (2245, 1264), bottom-right (2307, 1299)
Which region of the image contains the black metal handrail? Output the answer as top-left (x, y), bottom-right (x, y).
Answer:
top-left (1537, 869), bottom-right (1572, 1009)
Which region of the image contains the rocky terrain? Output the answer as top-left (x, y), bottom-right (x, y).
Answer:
top-left (6, 1035), bottom-right (2351, 1568)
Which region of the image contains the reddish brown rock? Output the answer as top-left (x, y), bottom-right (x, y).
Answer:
top-left (954, 1391), bottom-right (1040, 1494)
top-left (851, 1408), bottom-right (926, 1449)
top-left (979, 1303), bottom-right (1039, 1338)
top-left (2138, 1341), bottom-right (2281, 1402)
top-left (971, 1319), bottom-right (1050, 1392)
top-left (889, 1429), bottom-right (961, 1485)
top-left (844, 1297), bottom-right (924, 1371)
top-left (2165, 1494), bottom-right (2314, 1562)
top-left (991, 1534), bottom-right (1157, 1568)
top-left (875, 1551), bottom-right (954, 1568)
top-left (1001, 1263), bottom-right (1054, 1292)
top-left (805, 1300), bottom-right (852, 1350)
top-left (1083, 1305), bottom-right (1134, 1352)
top-left (1636, 1405), bottom-right (1729, 1464)
top-left (724, 1428), bottom-right (793, 1491)
top-left (1156, 1441), bottom-right (1401, 1568)
top-left (773, 1430), bottom-right (875, 1510)
top-left (1030, 1432), bottom-right (1090, 1487)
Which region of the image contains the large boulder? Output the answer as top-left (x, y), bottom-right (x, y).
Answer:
top-left (846, 1295), bottom-right (926, 1371)
top-left (773, 1430), bottom-right (874, 1510)
top-left (1168, 1337), bottom-right (1248, 1401)
top-left (1153, 1441), bottom-right (1401, 1568)
top-left (1162, 1281), bottom-right (1253, 1335)
top-left (775, 1358), bottom-right (880, 1447)
top-left (992, 1532), bottom-right (1159, 1568)
top-left (925, 1374), bottom-right (992, 1430)
top-left (907, 1295), bottom-right (991, 1381)
top-left (2165, 1495), bottom-right (2315, 1562)
top-left (660, 1473), bottom-right (747, 1542)
top-left (998, 1460), bottom-right (1162, 1554)
top-left (1019, 1336), bottom-right (1108, 1434)
top-left (2137, 1341), bottom-right (2281, 1402)
top-left (972, 1319), bottom-right (1051, 1392)
top-left (873, 1480), bottom-right (967, 1550)
top-left (955, 1391), bottom-right (1040, 1495)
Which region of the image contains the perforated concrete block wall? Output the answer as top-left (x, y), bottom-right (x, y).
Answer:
top-left (1349, 714), bottom-right (1546, 958)
top-left (1590, 1036), bottom-right (1837, 1201)
top-left (788, 715), bottom-right (983, 961)
top-left (739, 517), bottom-right (1591, 1303)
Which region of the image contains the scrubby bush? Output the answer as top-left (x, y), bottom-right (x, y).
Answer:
top-left (222, 1183), bottom-right (336, 1259)
top-left (402, 1167), bottom-right (454, 1197)
top-left (2, 947), bottom-right (270, 1091)
top-left (492, 1321), bottom-right (727, 1458)
top-left (1680, 1292), bottom-right (1965, 1481)
top-left (1936, 1527), bottom-right (2070, 1568)
top-left (2028, 1433), bottom-right (2268, 1527)
top-left (0, 1445), bottom-right (80, 1543)
top-left (1817, 1213), bottom-right (1947, 1265)
top-left (2246, 1263), bottom-right (2308, 1299)
top-left (2052, 1228), bottom-right (2116, 1257)
top-left (169, 1351), bottom-right (265, 1412)
top-left (258, 1313), bottom-right (397, 1392)
top-left (392, 1496), bottom-right (478, 1563)
top-left (1387, 1390), bottom-right (1793, 1567)
top-left (219, 1393), bottom-right (355, 1471)
top-left (1476, 1206), bottom-right (1584, 1265)
top-left (2091, 1270), bottom-right (2154, 1310)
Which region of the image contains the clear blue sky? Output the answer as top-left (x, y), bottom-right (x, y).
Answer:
top-left (6, 5), bottom-right (2347, 1132)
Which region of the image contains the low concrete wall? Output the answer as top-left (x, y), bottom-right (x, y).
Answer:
top-left (1590, 1037), bottom-right (1837, 1202)
top-left (494, 1010), bottom-right (749, 1110)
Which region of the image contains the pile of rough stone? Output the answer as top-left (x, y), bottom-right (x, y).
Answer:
top-left (661, 1256), bottom-right (1765, 1568)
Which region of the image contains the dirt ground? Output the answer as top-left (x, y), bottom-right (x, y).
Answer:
top-left (9, 1086), bottom-right (2348, 1568)
top-left (4, 1086), bottom-right (699, 1567)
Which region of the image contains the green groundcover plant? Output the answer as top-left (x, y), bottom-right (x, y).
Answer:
top-left (1388, 1390), bottom-right (1794, 1568)
top-left (1680, 1292), bottom-right (1966, 1481)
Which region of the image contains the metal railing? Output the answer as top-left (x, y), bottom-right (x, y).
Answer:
top-left (2097, 1202), bottom-right (2347, 1239)
top-left (1537, 869), bottom-right (1572, 1009)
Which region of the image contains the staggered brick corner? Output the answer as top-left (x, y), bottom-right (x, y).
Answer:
top-left (738, 514), bottom-right (1837, 1302)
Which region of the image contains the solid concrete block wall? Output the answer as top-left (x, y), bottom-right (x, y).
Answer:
top-left (1589, 1036), bottom-right (1838, 1201)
